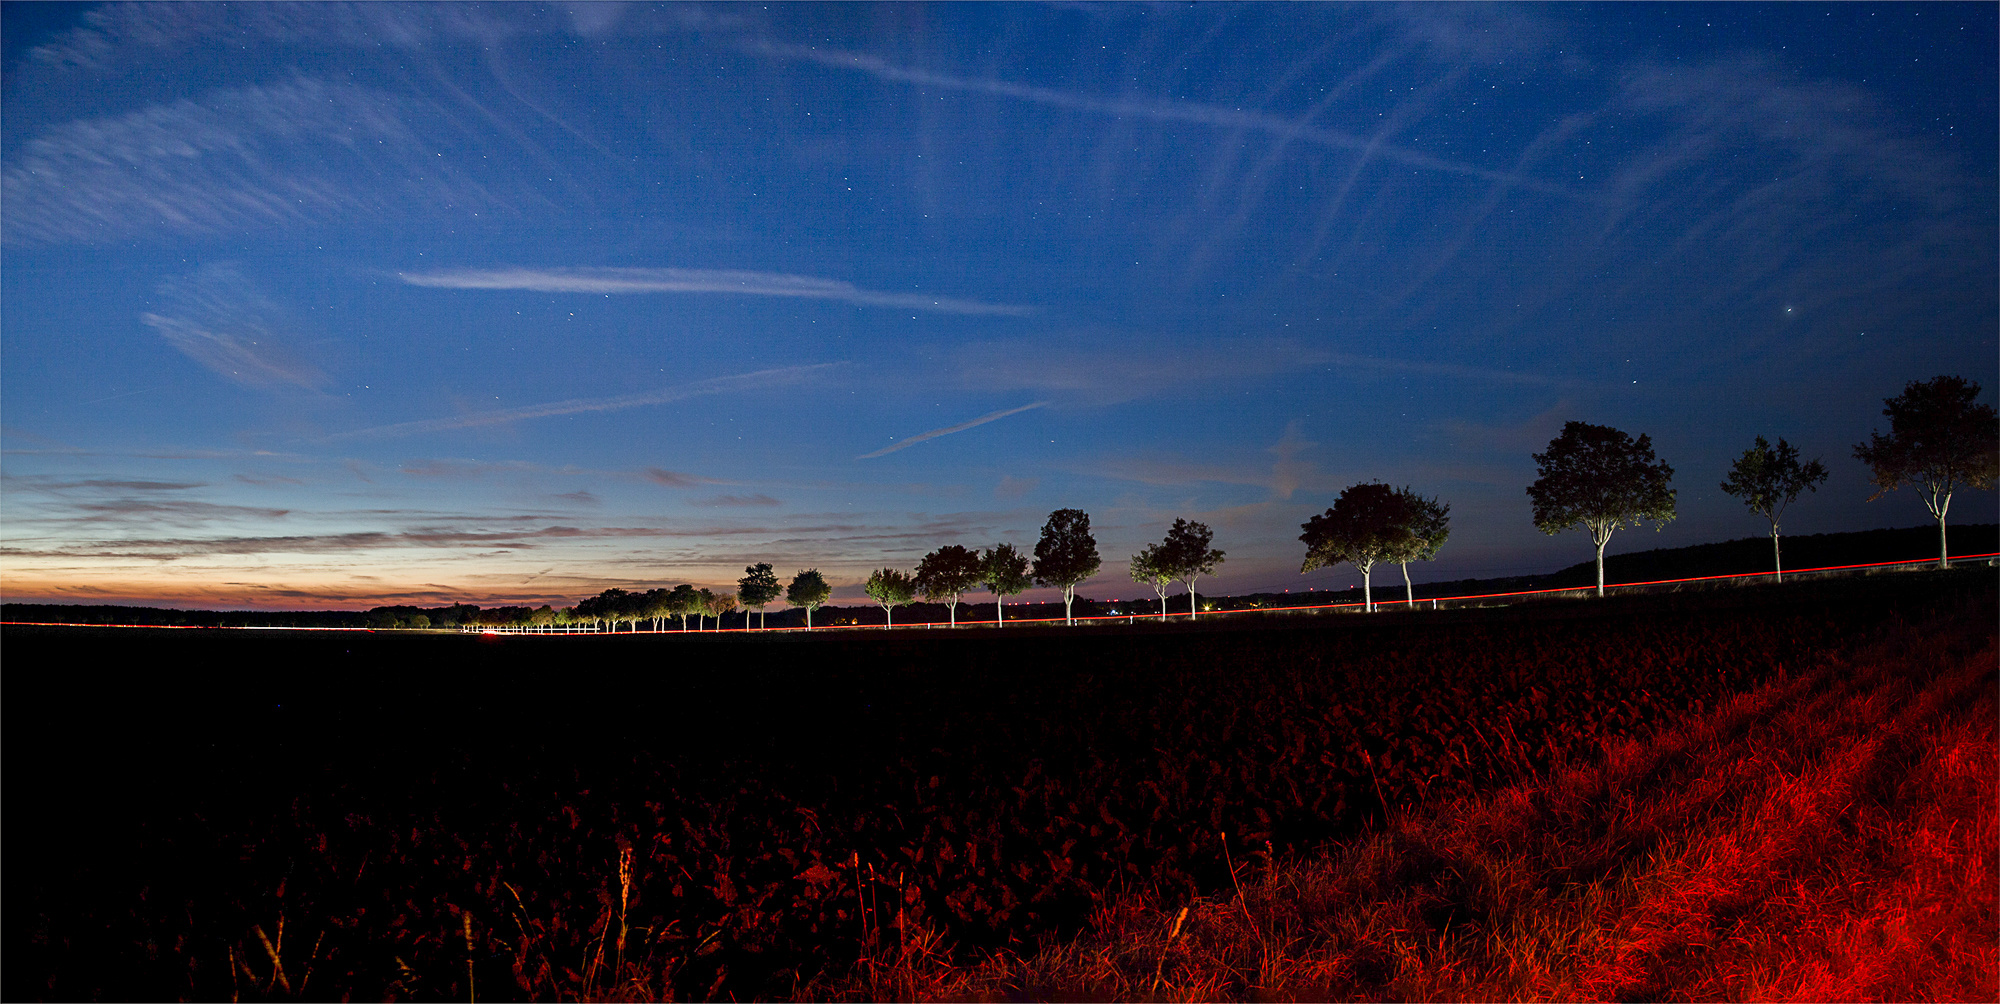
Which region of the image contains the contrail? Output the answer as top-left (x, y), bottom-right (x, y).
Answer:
top-left (324, 364), bottom-right (843, 441)
top-left (743, 39), bottom-right (1594, 202)
top-left (858, 401), bottom-right (1050, 459)
top-left (400, 266), bottom-right (1034, 316)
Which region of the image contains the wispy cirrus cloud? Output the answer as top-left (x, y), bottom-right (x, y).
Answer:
top-left (696, 494), bottom-right (782, 508)
top-left (741, 39), bottom-right (1590, 201)
top-left (3, 79), bottom-right (504, 245)
top-left (323, 363), bottom-right (843, 440)
top-left (857, 401), bottom-right (1050, 459)
top-left (646, 468), bottom-right (727, 488)
top-left (139, 264), bottom-right (326, 391)
top-left (399, 266), bottom-right (1035, 316)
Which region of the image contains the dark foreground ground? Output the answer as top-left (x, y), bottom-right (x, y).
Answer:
top-left (5, 569), bottom-right (1993, 1000)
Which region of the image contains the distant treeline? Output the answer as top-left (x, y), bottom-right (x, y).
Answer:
top-left (4, 524), bottom-right (1991, 630)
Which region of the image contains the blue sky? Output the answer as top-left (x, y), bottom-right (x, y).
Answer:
top-left (2, 2), bottom-right (1994, 609)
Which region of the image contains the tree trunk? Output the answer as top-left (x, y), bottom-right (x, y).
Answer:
top-left (1188, 579), bottom-right (1198, 618)
top-left (1361, 563), bottom-right (1372, 613)
top-left (807, 606), bottom-right (813, 630)
top-left (996, 595), bottom-right (1004, 626)
top-left (1939, 510), bottom-right (1950, 569)
top-left (1771, 526), bottom-right (1783, 583)
top-left (884, 605), bottom-right (892, 630)
top-left (948, 598), bottom-right (957, 627)
top-left (1158, 587), bottom-right (1167, 621)
top-left (1064, 584), bottom-right (1075, 626)
top-left (1595, 533), bottom-right (1609, 597)
top-left (1402, 562), bottom-right (1414, 608)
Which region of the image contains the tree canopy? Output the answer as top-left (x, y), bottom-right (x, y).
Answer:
top-left (1853, 375), bottom-right (1998, 569)
top-left (1128, 544), bottom-right (1175, 620)
top-left (1032, 508), bottom-right (1102, 625)
top-left (980, 543), bottom-right (1032, 626)
top-left (737, 563), bottom-right (783, 629)
top-left (915, 544), bottom-right (984, 627)
top-left (1300, 482), bottom-right (1414, 612)
top-left (1527, 421), bottom-right (1676, 596)
top-left (1159, 518), bottom-right (1223, 617)
top-left (1720, 436), bottom-right (1828, 581)
top-left (786, 569), bottom-right (832, 629)
top-left (863, 568), bottom-right (917, 629)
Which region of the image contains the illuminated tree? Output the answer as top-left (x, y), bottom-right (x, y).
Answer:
top-left (787, 569), bottom-right (832, 629)
top-left (1033, 508), bottom-right (1102, 626)
top-left (639, 588), bottom-right (672, 631)
top-left (915, 544), bottom-right (984, 627)
top-left (1391, 488), bottom-right (1450, 608)
top-left (1128, 545), bottom-right (1175, 621)
top-left (864, 568), bottom-right (917, 629)
top-left (702, 588), bottom-right (737, 631)
top-left (1720, 436), bottom-right (1829, 582)
top-left (737, 562), bottom-right (782, 629)
top-left (666, 583), bottom-right (701, 630)
top-left (1300, 482), bottom-right (1410, 613)
top-left (980, 543), bottom-right (1032, 626)
top-left (1159, 518), bottom-right (1224, 618)
top-left (531, 605), bottom-right (556, 633)
top-left (1853, 376), bottom-right (1998, 569)
top-left (580, 588), bottom-right (630, 632)
top-left (1527, 421), bottom-right (1676, 596)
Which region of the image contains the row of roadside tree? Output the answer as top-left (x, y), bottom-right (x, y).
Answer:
top-left (381, 374), bottom-right (1992, 632)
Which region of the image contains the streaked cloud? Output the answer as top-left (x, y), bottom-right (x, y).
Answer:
top-left (741, 39), bottom-right (1590, 201)
top-left (139, 264), bottom-right (326, 391)
top-left (323, 363), bottom-right (843, 440)
top-left (646, 468), bottom-right (726, 488)
top-left (3, 79), bottom-right (502, 244)
top-left (857, 401), bottom-right (1050, 459)
top-left (399, 266), bottom-right (1035, 316)
top-left (696, 494), bottom-right (782, 508)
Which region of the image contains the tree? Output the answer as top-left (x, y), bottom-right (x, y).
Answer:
top-left (639, 588), bottom-right (672, 632)
top-left (787, 569), bottom-right (831, 629)
top-left (1392, 488), bottom-right (1450, 608)
top-left (693, 588), bottom-right (716, 631)
top-left (980, 543), bottom-right (1032, 626)
top-left (1128, 545), bottom-right (1175, 621)
top-left (864, 568), bottom-right (917, 629)
top-left (1527, 421), bottom-right (1677, 596)
top-left (915, 544), bottom-right (984, 627)
top-left (703, 588), bottom-right (737, 631)
top-left (1032, 508), bottom-right (1102, 626)
top-left (1853, 376), bottom-right (1998, 569)
top-left (531, 606), bottom-right (556, 633)
top-left (1299, 483), bottom-right (1411, 613)
top-left (581, 588), bottom-right (630, 632)
top-left (1159, 518), bottom-right (1224, 618)
top-left (737, 563), bottom-right (782, 629)
top-left (1720, 436), bottom-right (1829, 583)
top-left (666, 583), bottom-right (700, 631)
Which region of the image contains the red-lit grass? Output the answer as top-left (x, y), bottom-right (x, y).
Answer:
top-left (836, 594), bottom-right (1998, 1001)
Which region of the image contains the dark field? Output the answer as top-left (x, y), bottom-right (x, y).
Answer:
top-left (6, 571), bottom-right (1991, 1001)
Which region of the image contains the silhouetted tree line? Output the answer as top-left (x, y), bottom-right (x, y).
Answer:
top-left (6, 377), bottom-right (1989, 631)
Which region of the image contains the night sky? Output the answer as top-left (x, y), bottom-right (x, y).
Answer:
top-left (3, 2), bottom-right (1994, 610)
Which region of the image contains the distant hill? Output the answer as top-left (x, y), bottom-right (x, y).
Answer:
top-left (1224, 523), bottom-right (1997, 612)
top-left (1543, 523), bottom-right (1997, 589)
